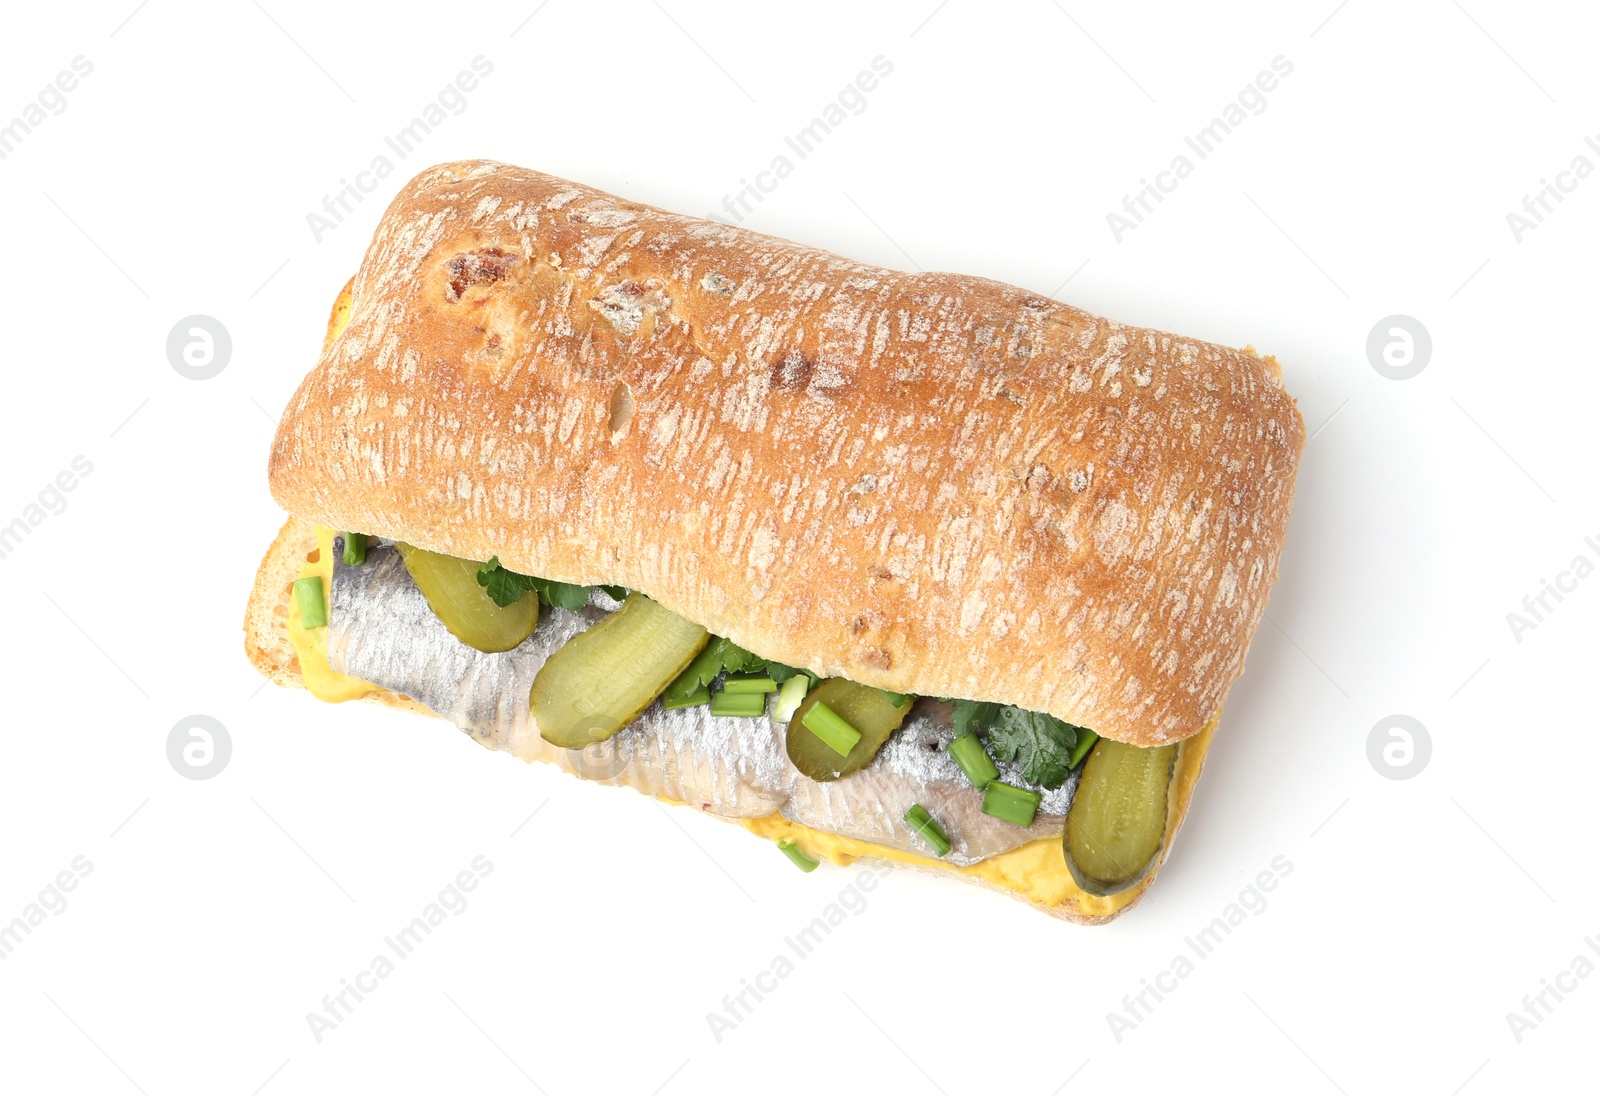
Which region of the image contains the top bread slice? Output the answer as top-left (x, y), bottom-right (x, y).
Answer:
top-left (269, 161), bottom-right (1303, 746)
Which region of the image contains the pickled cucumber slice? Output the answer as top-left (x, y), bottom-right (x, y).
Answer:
top-left (396, 543), bottom-right (539, 653)
top-left (530, 593), bottom-right (709, 749)
top-left (786, 679), bottom-right (912, 782)
top-left (1064, 739), bottom-right (1177, 896)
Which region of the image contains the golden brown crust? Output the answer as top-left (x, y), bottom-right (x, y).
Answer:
top-left (323, 275), bottom-right (355, 348)
top-left (242, 514), bottom-right (309, 689)
top-left (269, 161), bottom-right (1302, 746)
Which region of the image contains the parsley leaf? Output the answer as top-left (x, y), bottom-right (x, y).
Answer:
top-left (661, 640), bottom-right (821, 708)
top-left (476, 558), bottom-right (623, 611)
top-left (948, 698), bottom-right (1000, 738)
top-left (721, 641), bottom-right (769, 675)
top-left (527, 576), bottom-right (596, 612)
top-left (476, 557), bottom-right (538, 608)
top-left (765, 661), bottom-right (811, 684)
top-left (985, 707), bottom-right (1082, 790)
top-left (663, 637), bottom-right (751, 707)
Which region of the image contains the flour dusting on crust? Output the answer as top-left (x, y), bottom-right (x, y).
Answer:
top-left (269, 161), bottom-right (1305, 745)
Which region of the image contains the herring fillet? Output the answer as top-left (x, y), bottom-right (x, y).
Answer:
top-left (328, 543), bottom-right (1077, 866)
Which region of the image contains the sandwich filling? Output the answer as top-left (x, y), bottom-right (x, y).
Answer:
top-left (286, 525), bottom-right (1210, 911)
top-left (330, 540), bottom-right (1075, 866)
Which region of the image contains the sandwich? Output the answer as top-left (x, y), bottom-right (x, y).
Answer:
top-left (245, 160), bottom-right (1304, 923)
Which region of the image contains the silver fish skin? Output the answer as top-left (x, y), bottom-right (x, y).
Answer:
top-left (786, 704), bottom-right (1077, 863)
top-left (328, 542), bottom-right (1077, 866)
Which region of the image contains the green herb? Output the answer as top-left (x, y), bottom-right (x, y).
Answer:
top-left (772, 675), bottom-right (811, 722)
top-left (944, 698), bottom-right (1089, 790)
top-left (293, 576), bottom-right (327, 628)
top-left (663, 637), bottom-right (750, 707)
top-left (725, 640), bottom-right (762, 672)
top-left (722, 673), bottom-right (778, 694)
top-left (710, 690), bottom-right (767, 717)
top-left (660, 632), bottom-right (821, 713)
top-left (765, 661), bottom-right (813, 685)
top-left (662, 686), bottom-right (711, 710)
top-left (949, 698), bottom-right (1000, 737)
top-left (903, 804), bottom-right (952, 857)
top-left (878, 689), bottom-right (913, 708)
top-left (982, 781), bottom-right (1041, 827)
top-left (1065, 728), bottom-right (1100, 770)
top-left (777, 839), bottom-right (819, 873)
top-left (527, 576), bottom-right (595, 611)
top-left (666, 638), bottom-right (734, 703)
top-left (986, 706), bottom-right (1085, 789)
top-left (728, 646), bottom-right (769, 674)
top-left (802, 702), bottom-right (862, 757)
top-left (946, 732), bottom-right (1000, 790)
top-left (476, 557), bottom-right (539, 608)
top-left (546, 581), bottom-right (628, 606)
top-left (340, 532), bottom-right (368, 566)
top-left (476, 557), bottom-right (623, 611)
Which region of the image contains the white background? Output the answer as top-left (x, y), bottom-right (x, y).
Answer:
top-left (1, 1), bottom-right (1595, 1093)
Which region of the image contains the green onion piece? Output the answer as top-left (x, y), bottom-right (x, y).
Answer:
top-left (662, 686), bottom-right (711, 710)
top-left (1066, 728), bottom-right (1101, 770)
top-left (721, 672), bottom-right (778, 694)
top-left (710, 690), bottom-right (767, 718)
top-left (802, 701), bottom-right (862, 757)
top-left (772, 675), bottom-right (810, 722)
top-left (777, 839), bottom-right (819, 873)
top-left (982, 781), bottom-right (1041, 827)
top-left (946, 732), bottom-right (999, 790)
top-left (903, 804), bottom-right (952, 857)
top-left (294, 576), bottom-right (328, 628)
top-left (878, 689), bottom-right (913, 708)
top-left (341, 532), bottom-right (368, 565)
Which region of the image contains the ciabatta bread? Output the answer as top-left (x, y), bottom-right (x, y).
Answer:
top-left (268, 161), bottom-right (1303, 746)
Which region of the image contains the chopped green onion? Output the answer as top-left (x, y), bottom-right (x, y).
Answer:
top-left (946, 732), bottom-right (999, 789)
top-left (903, 804), bottom-right (952, 857)
top-left (722, 672), bottom-right (778, 694)
top-left (773, 675), bottom-right (810, 722)
top-left (802, 701), bottom-right (862, 757)
top-left (293, 576), bottom-right (327, 628)
top-left (662, 686), bottom-right (711, 710)
top-left (710, 690), bottom-right (767, 718)
top-left (777, 839), bottom-right (819, 873)
top-left (982, 781), bottom-right (1041, 827)
top-left (1066, 728), bottom-right (1100, 770)
top-left (341, 532), bottom-right (368, 565)
top-left (878, 689), bottom-right (913, 708)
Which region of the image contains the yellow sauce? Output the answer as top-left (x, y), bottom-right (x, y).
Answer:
top-left (739, 722), bottom-right (1213, 919)
top-left (287, 526), bottom-right (379, 703)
